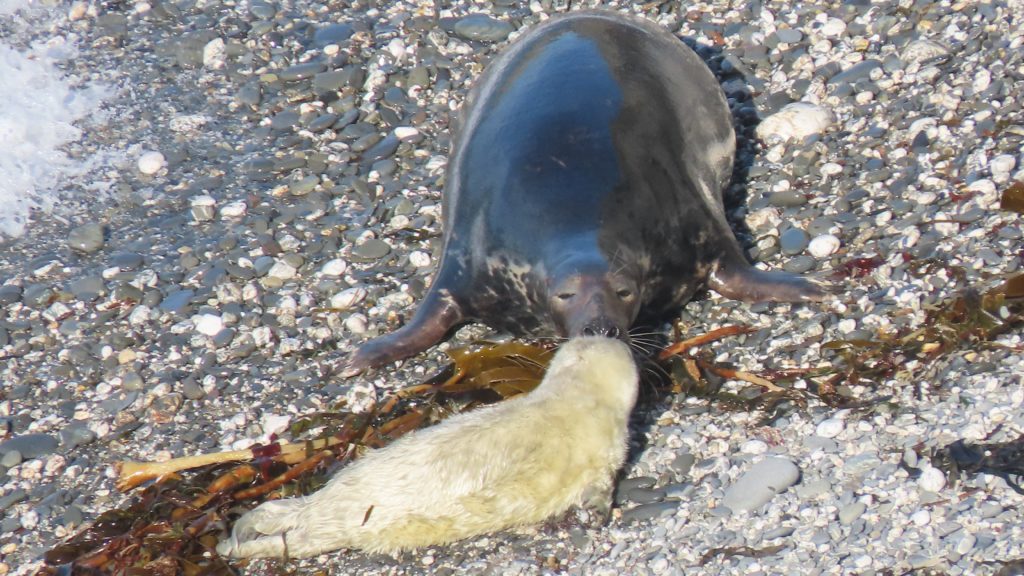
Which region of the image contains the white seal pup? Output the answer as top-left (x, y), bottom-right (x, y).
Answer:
top-left (218, 337), bottom-right (639, 559)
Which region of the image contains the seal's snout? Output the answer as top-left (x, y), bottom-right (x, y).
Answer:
top-left (580, 318), bottom-right (624, 340)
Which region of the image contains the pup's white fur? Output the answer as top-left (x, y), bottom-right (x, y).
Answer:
top-left (217, 337), bottom-right (638, 558)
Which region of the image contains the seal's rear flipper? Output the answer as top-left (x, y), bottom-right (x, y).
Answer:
top-left (708, 256), bottom-right (834, 303)
top-left (339, 289), bottom-right (465, 377)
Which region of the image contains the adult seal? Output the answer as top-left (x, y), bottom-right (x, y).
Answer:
top-left (344, 11), bottom-right (825, 375)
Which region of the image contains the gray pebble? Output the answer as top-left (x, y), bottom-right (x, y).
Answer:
top-left (0, 450), bottom-right (22, 468)
top-left (670, 452), bottom-right (696, 476)
top-left (351, 239), bottom-right (392, 260)
top-left (769, 190), bottom-right (808, 207)
top-left (764, 525), bottom-right (795, 539)
top-left (620, 487), bottom-right (666, 505)
top-left (775, 28), bottom-right (802, 43)
top-left (722, 457), bottom-right (800, 512)
top-left (67, 222), bottom-right (105, 253)
top-left (828, 59), bottom-right (882, 86)
top-left (0, 434), bottom-right (59, 459)
top-left (362, 133), bottom-right (400, 163)
top-left (454, 14), bottom-right (514, 42)
top-left (279, 61), bottom-right (326, 81)
top-left (779, 228), bottom-right (809, 254)
top-left (159, 289), bottom-right (195, 314)
top-left (0, 285), bottom-right (23, 305)
top-left (783, 255), bottom-right (816, 274)
top-left (63, 505), bottom-right (84, 527)
top-left (313, 22), bottom-right (354, 47)
top-left (838, 502), bottom-right (866, 525)
top-left (620, 501), bottom-right (679, 523)
top-left (59, 423), bottom-right (96, 451)
top-left (0, 489), bottom-right (27, 513)
top-left (69, 276), bottom-right (106, 301)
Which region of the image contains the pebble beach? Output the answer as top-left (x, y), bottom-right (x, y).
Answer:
top-left (1, 0), bottom-right (1023, 574)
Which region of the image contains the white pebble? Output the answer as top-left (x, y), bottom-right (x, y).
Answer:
top-left (820, 17), bottom-right (846, 37)
top-left (910, 509), bottom-right (931, 526)
top-left (190, 194), bottom-right (215, 207)
top-left (972, 69), bottom-right (991, 93)
top-left (808, 234), bottom-right (840, 258)
top-left (918, 466), bottom-right (946, 492)
top-left (266, 260), bottom-right (297, 281)
top-left (20, 510), bottom-right (39, 531)
top-left (137, 151), bottom-right (166, 175)
top-left (203, 38), bottom-right (226, 69)
top-left (220, 200), bottom-right (247, 218)
top-left (409, 250), bottom-right (431, 268)
top-left (394, 126), bottom-right (420, 140)
top-left (820, 162), bottom-right (843, 176)
top-left (193, 314), bottom-right (224, 336)
top-left (345, 313), bottom-right (368, 334)
top-left (330, 287), bottom-right (367, 310)
top-left (990, 154), bottom-right (1017, 182)
top-left (261, 413), bottom-right (291, 437)
top-left (838, 318), bottom-right (857, 334)
top-left (320, 258), bottom-right (348, 277)
top-left (902, 38), bottom-right (949, 63)
top-left (740, 439), bottom-right (769, 454)
top-left (756, 102), bottom-right (832, 142)
top-left (815, 417), bottom-right (845, 438)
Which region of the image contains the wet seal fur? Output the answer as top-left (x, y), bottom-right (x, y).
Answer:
top-left (218, 337), bottom-right (638, 558)
top-left (344, 11), bottom-right (826, 376)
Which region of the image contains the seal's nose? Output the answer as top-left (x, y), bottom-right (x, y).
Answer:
top-left (581, 319), bottom-right (622, 339)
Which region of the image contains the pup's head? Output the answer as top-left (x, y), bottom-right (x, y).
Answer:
top-left (545, 336), bottom-right (639, 411)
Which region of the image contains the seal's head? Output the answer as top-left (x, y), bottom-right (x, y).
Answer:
top-left (547, 255), bottom-right (639, 341)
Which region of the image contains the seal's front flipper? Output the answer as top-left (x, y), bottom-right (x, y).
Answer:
top-left (708, 254), bottom-right (833, 303)
top-left (340, 289), bottom-right (465, 377)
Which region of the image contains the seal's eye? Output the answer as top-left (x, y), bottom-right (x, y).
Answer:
top-left (616, 289), bottom-right (633, 300)
top-left (556, 292), bottom-right (576, 301)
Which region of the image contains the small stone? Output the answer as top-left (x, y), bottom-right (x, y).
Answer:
top-left (621, 501), bottom-right (679, 523)
top-left (313, 23), bottom-right (354, 47)
top-left (159, 290), bottom-right (194, 314)
top-left (775, 28), bottom-right (802, 43)
top-left (670, 452), bottom-right (696, 476)
top-left (815, 417), bottom-right (845, 438)
top-left (911, 509), bottom-right (931, 526)
top-left (756, 102), bottom-right (832, 142)
top-left (454, 14), bottom-right (514, 42)
top-left (202, 37), bottom-right (226, 69)
top-left (820, 17), bottom-right (846, 37)
top-left (190, 195), bottom-right (216, 222)
top-left (67, 222), bottom-right (105, 253)
top-left (838, 502), bottom-right (866, 525)
top-left (59, 423), bottom-right (96, 451)
top-left (722, 457), bottom-right (800, 512)
top-left (902, 38), bottom-right (949, 63)
top-left (990, 154), bottom-right (1016, 182)
top-left (808, 234), bottom-right (841, 258)
top-left (783, 255), bottom-right (816, 274)
top-left (137, 151), bottom-right (166, 175)
top-left (351, 239), bottom-right (391, 260)
top-left (330, 287), bottom-right (367, 310)
top-left (0, 434), bottom-right (59, 460)
top-left (320, 259), bottom-right (348, 276)
top-left (194, 314), bottom-right (224, 336)
top-left (266, 260), bottom-right (298, 281)
top-left (220, 201), bottom-right (247, 218)
top-left (0, 285), bottom-right (22, 305)
top-left (779, 228), bottom-right (809, 255)
top-left (918, 466), bottom-right (946, 492)
top-left (0, 450), bottom-right (21, 468)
